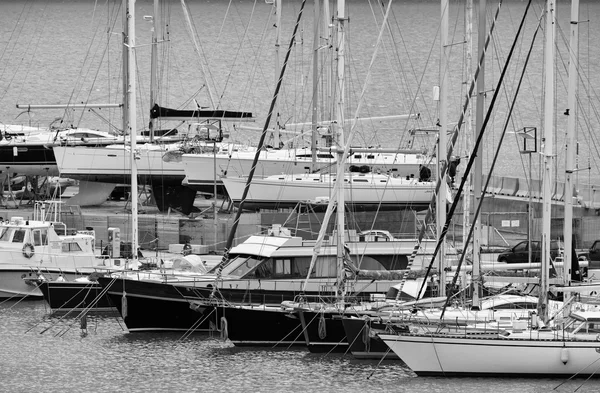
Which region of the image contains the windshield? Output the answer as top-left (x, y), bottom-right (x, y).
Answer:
top-left (0, 228), bottom-right (10, 242)
top-left (220, 255), bottom-right (263, 277)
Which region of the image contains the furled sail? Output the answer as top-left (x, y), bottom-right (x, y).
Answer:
top-left (150, 104), bottom-right (253, 121)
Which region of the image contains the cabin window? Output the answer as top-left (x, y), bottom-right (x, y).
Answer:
top-left (220, 256), bottom-right (262, 277)
top-left (294, 257), bottom-right (313, 277)
top-left (62, 242), bottom-right (83, 252)
top-left (275, 259), bottom-right (292, 275)
top-left (254, 263), bottom-right (272, 278)
top-left (33, 229), bottom-right (47, 246)
top-left (314, 256), bottom-right (337, 277)
top-left (12, 229), bottom-right (25, 243)
top-left (0, 228), bottom-right (12, 242)
top-left (293, 257), bottom-right (337, 277)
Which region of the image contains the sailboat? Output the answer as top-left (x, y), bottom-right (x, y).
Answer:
top-left (52, 1), bottom-right (254, 215)
top-left (379, 0), bottom-right (600, 377)
top-left (222, 170), bottom-right (441, 211)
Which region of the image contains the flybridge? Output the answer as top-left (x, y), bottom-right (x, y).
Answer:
top-left (149, 104), bottom-right (254, 122)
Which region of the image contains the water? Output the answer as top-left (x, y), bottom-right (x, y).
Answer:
top-left (2, 300), bottom-right (600, 393)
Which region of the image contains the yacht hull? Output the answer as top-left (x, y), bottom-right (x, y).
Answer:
top-left (222, 174), bottom-right (436, 211)
top-left (380, 333), bottom-right (600, 377)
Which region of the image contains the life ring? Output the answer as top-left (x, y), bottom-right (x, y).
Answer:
top-left (22, 243), bottom-right (34, 259)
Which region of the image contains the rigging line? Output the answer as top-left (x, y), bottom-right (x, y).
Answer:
top-left (394, 0), bottom-right (504, 298)
top-left (375, 0), bottom-right (439, 130)
top-left (487, 17), bottom-right (533, 198)
top-left (218, 0), bottom-right (268, 127)
top-left (221, 0), bottom-right (265, 111)
top-left (0, 0), bottom-right (36, 102)
top-left (431, 0), bottom-right (534, 311)
top-left (69, 2), bottom-right (121, 126)
top-left (366, 1), bottom-right (431, 154)
top-left (12, 1), bottom-right (50, 108)
top-left (216, 0), bottom-right (235, 43)
top-left (180, 0), bottom-right (217, 108)
top-left (368, 0), bottom-right (422, 132)
top-left (218, 0), bottom-right (308, 270)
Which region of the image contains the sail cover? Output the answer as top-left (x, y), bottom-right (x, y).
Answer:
top-left (150, 104), bottom-right (253, 121)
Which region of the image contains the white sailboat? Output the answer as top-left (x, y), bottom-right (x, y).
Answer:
top-left (222, 171), bottom-right (441, 211)
top-left (181, 143), bottom-right (430, 195)
top-left (379, 1), bottom-right (600, 377)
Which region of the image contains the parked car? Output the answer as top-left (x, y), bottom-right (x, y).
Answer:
top-left (497, 239), bottom-right (588, 264)
top-left (587, 240), bottom-right (600, 269)
top-left (496, 240), bottom-right (561, 263)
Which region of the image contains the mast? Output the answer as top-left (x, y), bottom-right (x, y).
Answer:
top-left (437, 0), bottom-right (449, 297)
top-left (539, 0), bottom-right (556, 322)
top-left (563, 0), bottom-right (579, 298)
top-left (148, 0), bottom-right (159, 143)
top-left (273, 0), bottom-right (282, 148)
top-left (334, 0), bottom-right (346, 303)
top-left (311, 0), bottom-right (320, 169)
top-left (122, 1), bottom-right (129, 135)
top-left (462, 0), bottom-right (473, 304)
top-left (471, 0), bottom-right (487, 309)
top-left (125, 0), bottom-right (138, 270)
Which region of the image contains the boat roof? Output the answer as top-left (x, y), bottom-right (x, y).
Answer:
top-left (228, 235), bottom-right (304, 257)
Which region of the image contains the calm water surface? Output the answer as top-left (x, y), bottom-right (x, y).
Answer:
top-left (2, 300), bottom-right (600, 393)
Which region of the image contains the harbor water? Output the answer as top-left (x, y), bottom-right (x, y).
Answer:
top-left (3, 300), bottom-right (600, 392)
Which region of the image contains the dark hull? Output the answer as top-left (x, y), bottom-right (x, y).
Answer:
top-left (212, 304), bottom-right (305, 347)
top-left (39, 281), bottom-right (114, 312)
top-left (98, 277), bottom-right (218, 332)
top-left (296, 309), bottom-right (357, 353)
top-left (341, 317), bottom-right (400, 360)
top-left (0, 142), bottom-right (118, 176)
top-left (97, 277), bottom-right (418, 333)
top-left (67, 173), bottom-right (185, 187)
top-left (181, 178), bottom-right (228, 196)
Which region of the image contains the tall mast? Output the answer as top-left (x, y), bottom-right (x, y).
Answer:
top-left (273, 0), bottom-right (282, 148)
top-left (461, 0), bottom-right (473, 302)
top-left (539, 0), bottom-right (556, 322)
top-left (148, 0), bottom-right (159, 143)
top-left (335, 0), bottom-right (346, 304)
top-left (122, 1), bottom-right (129, 135)
top-left (437, 0), bottom-right (449, 297)
top-left (471, 0), bottom-right (486, 309)
top-left (125, 0), bottom-right (138, 269)
top-left (311, 0), bottom-right (321, 170)
top-left (563, 0), bottom-right (579, 297)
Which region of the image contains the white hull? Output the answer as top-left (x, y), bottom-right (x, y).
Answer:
top-left (222, 173), bottom-right (436, 209)
top-left (182, 149), bottom-right (429, 192)
top-left (380, 332), bottom-right (600, 377)
top-left (1, 267), bottom-right (102, 298)
top-left (53, 144), bottom-right (185, 185)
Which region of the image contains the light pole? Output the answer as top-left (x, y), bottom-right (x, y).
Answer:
top-left (517, 127), bottom-right (537, 265)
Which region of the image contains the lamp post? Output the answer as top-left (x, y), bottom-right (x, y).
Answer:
top-left (517, 127), bottom-right (537, 265)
